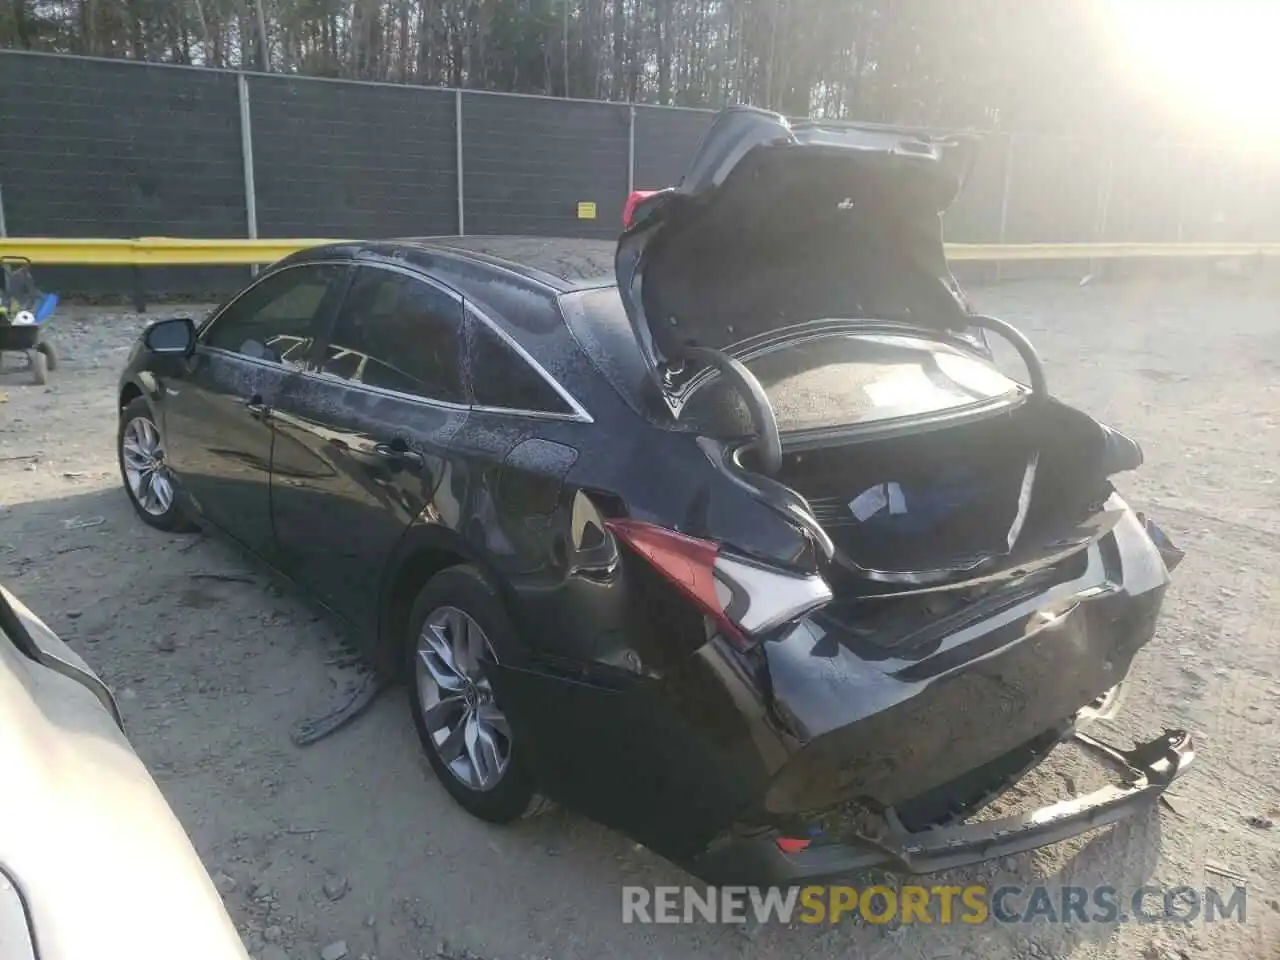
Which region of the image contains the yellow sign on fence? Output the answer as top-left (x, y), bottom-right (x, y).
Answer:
top-left (577, 201), bottom-right (598, 220)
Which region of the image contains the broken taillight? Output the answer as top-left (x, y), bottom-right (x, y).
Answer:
top-left (775, 837), bottom-right (812, 854)
top-left (604, 518), bottom-right (832, 649)
top-left (623, 190), bottom-right (658, 228)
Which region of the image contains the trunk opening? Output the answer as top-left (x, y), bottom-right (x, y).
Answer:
top-left (739, 396), bottom-right (1116, 600)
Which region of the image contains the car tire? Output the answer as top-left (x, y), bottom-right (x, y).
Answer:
top-left (405, 565), bottom-right (537, 823)
top-left (29, 348), bottom-right (48, 385)
top-left (37, 339), bottom-right (58, 371)
top-left (118, 397), bottom-right (196, 532)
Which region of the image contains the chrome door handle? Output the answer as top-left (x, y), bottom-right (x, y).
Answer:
top-left (244, 395), bottom-right (270, 419)
top-left (373, 442), bottom-right (424, 468)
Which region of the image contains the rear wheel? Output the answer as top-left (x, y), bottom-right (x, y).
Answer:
top-left (36, 339), bottom-right (57, 371)
top-left (405, 565), bottom-right (536, 823)
top-left (118, 397), bottom-right (195, 532)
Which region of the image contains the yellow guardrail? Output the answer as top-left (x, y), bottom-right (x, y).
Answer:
top-left (945, 242), bottom-right (1280, 261)
top-left (2, 237), bottom-right (1280, 266)
top-left (0, 237), bottom-right (342, 266)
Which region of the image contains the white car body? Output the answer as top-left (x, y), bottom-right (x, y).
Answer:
top-left (0, 585), bottom-right (247, 960)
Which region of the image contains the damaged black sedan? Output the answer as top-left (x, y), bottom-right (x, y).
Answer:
top-left (116, 106), bottom-right (1192, 884)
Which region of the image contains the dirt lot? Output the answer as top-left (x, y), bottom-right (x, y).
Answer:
top-left (2, 278), bottom-right (1279, 960)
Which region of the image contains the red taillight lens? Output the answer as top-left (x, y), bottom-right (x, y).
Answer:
top-left (604, 518), bottom-right (832, 650)
top-left (775, 837), bottom-right (812, 854)
top-left (623, 190), bottom-right (658, 228)
top-left (603, 518), bottom-right (731, 636)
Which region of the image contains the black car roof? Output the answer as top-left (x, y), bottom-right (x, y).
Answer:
top-left (287, 236), bottom-right (618, 297)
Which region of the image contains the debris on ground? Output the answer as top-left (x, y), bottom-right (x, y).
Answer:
top-left (1244, 815), bottom-right (1273, 829)
top-left (1204, 862), bottom-right (1247, 883)
top-left (291, 667), bottom-right (384, 747)
top-left (1141, 942), bottom-right (1190, 960)
top-left (320, 940), bottom-right (349, 960)
top-left (213, 872), bottom-right (237, 896)
top-left (190, 572), bottom-right (257, 585)
top-left (62, 515), bottom-right (105, 529)
top-left (323, 875), bottom-right (349, 901)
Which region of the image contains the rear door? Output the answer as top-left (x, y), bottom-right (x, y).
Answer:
top-left (269, 264), bottom-right (467, 631)
top-left (163, 262), bottom-right (348, 558)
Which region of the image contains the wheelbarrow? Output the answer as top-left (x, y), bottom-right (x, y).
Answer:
top-left (0, 256), bottom-right (59, 385)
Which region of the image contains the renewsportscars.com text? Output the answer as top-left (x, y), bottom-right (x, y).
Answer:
top-left (621, 885), bottom-right (1248, 926)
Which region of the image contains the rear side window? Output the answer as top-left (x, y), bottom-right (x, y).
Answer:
top-left (468, 311), bottom-right (573, 415)
top-left (321, 267), bottom-right (465, 404)
top-left (203, 263), bottom-right (343, 363)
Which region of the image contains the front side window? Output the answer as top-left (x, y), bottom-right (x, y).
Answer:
top-left (202, 263), bottom-right (344, 364)
top-left (321, 267), bottom-right (465, 404)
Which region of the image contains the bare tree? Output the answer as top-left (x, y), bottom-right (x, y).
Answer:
top-left (0, 0), bottom-right (1170, 134)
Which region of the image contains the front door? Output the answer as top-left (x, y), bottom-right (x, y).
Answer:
top-left (162, 262), bottom-right (348, 559)
top-left (269, 264), bottom-right (466, 633)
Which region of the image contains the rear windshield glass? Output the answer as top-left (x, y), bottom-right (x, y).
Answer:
top-left (681, 332), bottom-right (1019, 436)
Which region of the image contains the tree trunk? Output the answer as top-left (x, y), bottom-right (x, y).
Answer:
top-left (610, 0), bottom-right (625, 99)
top-left (655, 0), bottom-right (669, 105)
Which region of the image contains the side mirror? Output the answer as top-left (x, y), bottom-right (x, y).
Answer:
top-left (143, 317), bottom-right (195, 356)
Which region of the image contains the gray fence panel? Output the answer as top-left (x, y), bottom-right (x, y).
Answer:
top-left (461, 93), bottom-right (629, 237)
top-left (4, 50), bottom-right (1279, 301)
top-left (249, 75), bottom-right (457, 238)
top-left (0, 51), bottom-right (247, 295)
top-left (1004, 136), bottom-right (1105, 244)
top-left (1253, 154), bottom-right (1280, 243)
top-left (1211, 151), bottom-right (1271, 243)
top-left (632, 106), bottom-right (713, 190)
top-left (945, 134), bottom-right (1008, 243)
top-left (1104, 144), bottom-right (1184, 243)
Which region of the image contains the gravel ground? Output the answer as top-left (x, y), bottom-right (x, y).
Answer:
top-left (1, 278), bottom-right (1278, 960)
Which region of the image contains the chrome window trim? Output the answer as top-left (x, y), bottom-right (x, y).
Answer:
top-left (463, 300), bottom-right (594, 424)
top-left (345, 260), bottom-right (592, 421)
top-left (196, 255), bottom-right (593, 424)
top-left (293, 366), bottom-right (472, 413)
top-left (288, 368), bottom-right (588, 422)
top-left (202, 344), bottom-right (310, 374)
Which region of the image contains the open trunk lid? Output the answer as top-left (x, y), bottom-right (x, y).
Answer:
top-left (615, 106), bottom-right (979, 390)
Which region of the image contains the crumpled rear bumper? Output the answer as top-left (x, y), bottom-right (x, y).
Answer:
top-left (686, 728), bottom-right (1194, 884)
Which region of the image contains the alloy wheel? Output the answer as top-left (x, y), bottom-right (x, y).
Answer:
top-left (414, 605), bottom-right (512, 791)
top-left (121, 416), bottom-right (175, 516)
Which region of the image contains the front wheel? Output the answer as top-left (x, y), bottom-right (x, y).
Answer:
top-left (406, 565), bottom-right (536, 823)
top-left (118, 397), bottom-right (195, 532)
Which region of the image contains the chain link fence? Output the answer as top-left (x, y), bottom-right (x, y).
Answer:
top-left (1, 49), bottom-right (1276, 296)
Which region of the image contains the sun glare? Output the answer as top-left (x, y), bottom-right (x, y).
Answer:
top-left (1103, 1), bottom-right (1280, 137)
